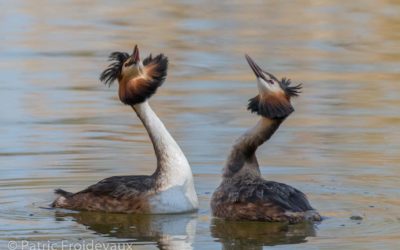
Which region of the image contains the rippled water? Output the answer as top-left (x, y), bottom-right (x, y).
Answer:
top-left (1, 1), bottom-right (400, 249)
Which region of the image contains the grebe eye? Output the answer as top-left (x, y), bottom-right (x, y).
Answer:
top-left (124, 60), bottom-right (134, 67)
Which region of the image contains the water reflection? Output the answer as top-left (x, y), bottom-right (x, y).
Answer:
top-left (55, 211), bottom-right (197, 250)
top-left (210, 219), bottom-right (316, 250)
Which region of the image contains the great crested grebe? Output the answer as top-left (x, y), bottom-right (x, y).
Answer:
top-left (211, 55), bottom-right (321, 223)
top-left (52, 45), bottom-right (198, 214)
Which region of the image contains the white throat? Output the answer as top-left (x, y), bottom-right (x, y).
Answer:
top-left (133, 101), bottom-right (198, 213)
top-left (257, 78), bottom-right (283, 94)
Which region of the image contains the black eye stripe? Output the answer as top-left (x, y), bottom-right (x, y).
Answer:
top-left (260, 74), bottom-right (273, 84)
top-left (124, 60), bottom-right (134, 67)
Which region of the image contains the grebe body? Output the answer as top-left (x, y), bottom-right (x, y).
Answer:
top-left (211, 55), bottom-right (320, 223)
top-left (52, 45), bottom-right (198, 214)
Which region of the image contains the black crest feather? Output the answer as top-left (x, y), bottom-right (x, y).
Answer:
top-left (100, 52), bottom-right (130, 86)
top-left (145, 53), bottom-right (168, 87)
top-left (142, 53), bottom-right (153, 65)
top-left (280, 78), bottom-right (302, 97)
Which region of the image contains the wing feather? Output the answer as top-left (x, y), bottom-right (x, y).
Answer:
top-left (77, 175), bottom-right (155, 199)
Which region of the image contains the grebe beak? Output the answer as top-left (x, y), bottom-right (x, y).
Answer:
top-left (132, 45), bottom-right (140, 63)
top-left (245, 54), bottom-right (264, 79)
top-left (245, 54), bottom-right (280, 84)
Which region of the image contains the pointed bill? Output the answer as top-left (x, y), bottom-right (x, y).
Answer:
top-left (245, 54), bottom-right (281, 84)
top-left (132, 45), bottom-right (140, 63)
top-left (245, 54), bottom-right (264, 79)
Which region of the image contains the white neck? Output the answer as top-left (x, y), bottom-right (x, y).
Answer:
top-left (132, 101), bottom-right (195, 190)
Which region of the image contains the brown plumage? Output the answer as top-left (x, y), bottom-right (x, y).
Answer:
top-left (211, 173), bottom-right (321, 223)
top-left (248, 93), bottom-right (294, 119)
top-left (100, 45), bottom-right (168, 105)
top-left (118, 54), bottom-right (168, 105)
top-left (52, 176), bottom-right (155, 213)
top-left (211, 55), bottom-right (320, 223)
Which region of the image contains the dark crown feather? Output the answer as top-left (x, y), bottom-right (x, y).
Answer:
top-left (145, 53), bottom-right (168, 86)
top-left (280, 77), bottom-right (302, 97)
top-left (142, 53), bottom-right (153, 65)
top-left (99, 52), bottom-right (130, 86)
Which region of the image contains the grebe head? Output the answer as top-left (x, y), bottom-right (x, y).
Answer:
top-left (245, 54), bottom-right (302, 119)
top-left (100, 45), bottom-right (168, 105)
top-left (120, 44), bottom-right (142, 80)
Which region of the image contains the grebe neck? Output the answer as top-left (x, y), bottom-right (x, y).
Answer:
top-left (223, 117), bottom-right (284, 179)
top-left (132, 101), bottom-right (194, 188)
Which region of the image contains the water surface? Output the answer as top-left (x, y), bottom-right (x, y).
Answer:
top-left (1, 1), bottom-right (400, 249)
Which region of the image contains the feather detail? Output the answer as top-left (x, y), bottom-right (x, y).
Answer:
top-left (248, 94), bottom-right (294, 119)
top-left (119, 54), bottom-right (168, 105)
top-left (99, 52), bottom-right (130, 86)
top-left (280, 78), bottom-right (302, 97)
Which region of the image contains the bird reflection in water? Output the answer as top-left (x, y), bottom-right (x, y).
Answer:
top-left (55, 211), bottom-right (197, 250)
top-left (210, 218), bottom-right (317, 250)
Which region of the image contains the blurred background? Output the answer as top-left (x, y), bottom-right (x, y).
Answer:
top-left (0, 0), bottom-right (399, 249)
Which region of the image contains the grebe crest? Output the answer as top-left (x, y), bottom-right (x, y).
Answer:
top-left (53, 45), bottom-right (198, 214)
top-left (100, 44), bottom-right (168, 105)
top-left (210, 55), bottom-right (320, 223)
top-left (245, 54), bottom-right (301, 119)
